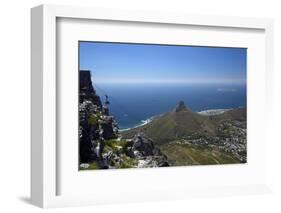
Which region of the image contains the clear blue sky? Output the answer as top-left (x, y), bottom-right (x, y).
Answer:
top-left (79, 41), bottom-right (246, 84)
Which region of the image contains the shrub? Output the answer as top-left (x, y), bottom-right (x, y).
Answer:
top-left (119, 156), bottom-right (136, 168)
top-left (88, 114), bottom-right (99, 126)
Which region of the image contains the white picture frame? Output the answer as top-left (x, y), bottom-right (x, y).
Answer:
top-left (31, 4), bottom-right (274, 208)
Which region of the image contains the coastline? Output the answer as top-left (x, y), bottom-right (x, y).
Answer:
top-left (119, 116), bottom-right (156, 132)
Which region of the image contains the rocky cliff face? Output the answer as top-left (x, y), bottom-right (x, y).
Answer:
top-left (80, 71), bottom-right (102, 106)
top-left (79, 70), bottom-right (118, 163)
top-left (79, 70), bottom-right (169, 169)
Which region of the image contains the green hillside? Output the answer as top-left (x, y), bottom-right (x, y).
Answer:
top-left (160, 143), bottom-right (240, 166)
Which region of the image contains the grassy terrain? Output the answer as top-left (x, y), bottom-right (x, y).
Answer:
top-left (121, 110), bottom-right (217, 144)
top-left (160, 143), bottom-right (240, 166)
top-left (211, 107), bottom-right (247, 125)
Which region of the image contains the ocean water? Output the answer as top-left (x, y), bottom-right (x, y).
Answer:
top-left (95, 83), bottom-right (246, 129)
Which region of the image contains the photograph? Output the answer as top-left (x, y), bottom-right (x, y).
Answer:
top-left (78, 41), bottom-right (247, 170)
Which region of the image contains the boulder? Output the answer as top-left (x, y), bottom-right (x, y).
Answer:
top-left (132, 133), bottom-right (155, 156)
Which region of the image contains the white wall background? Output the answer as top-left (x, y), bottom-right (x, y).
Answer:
top-left (0, 0), bottom-right (280, 212)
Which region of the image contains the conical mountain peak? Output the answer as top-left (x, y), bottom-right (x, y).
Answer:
top-left (174, 101), bottom-right (189, 112)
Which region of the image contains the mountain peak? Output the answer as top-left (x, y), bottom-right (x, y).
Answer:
top-left (174, 101), bottom-right (188, 112)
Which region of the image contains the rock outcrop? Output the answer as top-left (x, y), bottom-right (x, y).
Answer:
top-left (79, 70), bottom-right (117, 163)
top-left (174, 100), bottom-right (188, 112)
top-left (80, 70), bottom-right (102, 107)
top-left (129, 133), bottom-right (169, 167)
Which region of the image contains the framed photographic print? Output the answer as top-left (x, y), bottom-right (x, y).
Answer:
top-left (31, 4), bottom-right (274, 208)
top-left (78, 42), bottom-right (247, 170)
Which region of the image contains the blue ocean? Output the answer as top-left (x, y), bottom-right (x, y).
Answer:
top-left (95, 83), bottom-right (246, 130)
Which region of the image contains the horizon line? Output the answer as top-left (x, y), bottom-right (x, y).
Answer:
top-left (91, 78), bottom-right (246, 85)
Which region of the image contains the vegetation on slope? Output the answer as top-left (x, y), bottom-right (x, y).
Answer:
top-left (160, 143), bottom-right (240, 166)
top-left (121, 105), bottom-right (246, 145)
